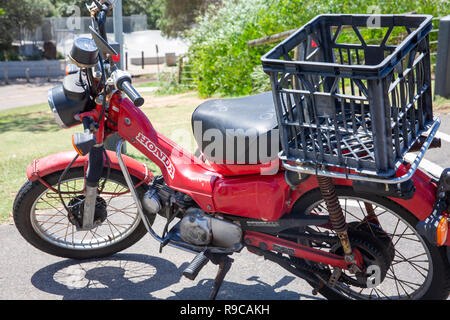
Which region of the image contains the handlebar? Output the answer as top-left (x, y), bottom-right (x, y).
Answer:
top-left (112, 69), bottom-right (144, 107)
top-left (87, 2), bottom-right (144, 107)
top-left (120, 81), bottom-right (144, 107)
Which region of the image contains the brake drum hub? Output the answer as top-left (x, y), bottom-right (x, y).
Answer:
top-left (67, 195), bottom-right (107, 229)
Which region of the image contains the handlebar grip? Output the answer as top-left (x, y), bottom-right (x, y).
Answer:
top-left (120, 81), bottom-right (144, 107)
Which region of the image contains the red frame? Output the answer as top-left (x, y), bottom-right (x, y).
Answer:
top-left (244, 231), bottom-right (364, 271)
top-left (28, 92), bottom-right (450, 253)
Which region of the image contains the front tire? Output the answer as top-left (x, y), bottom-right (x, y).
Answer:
top-left (291, 187), bottom-right (450, 300)
top-left (13, 168), bottom-right (154, 260)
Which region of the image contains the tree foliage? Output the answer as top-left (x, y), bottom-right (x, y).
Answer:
top-left (50, 0), bottom-right (163, 29)
top-left (156, 0), bottom-right (222, 37)
top-left (0, 0), bottom-right (54, 59)
top-left (186, 0), bottom-right (449, 97)
top-left (0, 0), bottom-right (209, 60)
top-left (50, 0), bottom-right (219, 34)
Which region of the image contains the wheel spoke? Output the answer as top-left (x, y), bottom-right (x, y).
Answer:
top-left (303, 194), bottom-right (432, 300)
top-left (388, 266), bottom-right (412, 298)
top-left (385, 273), bottom-right (422, 289)
top-left (388, 266), bottom-right (402, 299)
top-left (31, 176), bottom-right (142, 251)
top-left (393, 250), bottom-right (429, 279)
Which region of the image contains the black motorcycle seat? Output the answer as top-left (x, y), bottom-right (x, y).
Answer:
top-left (191, 91), bottom-right (280, 164)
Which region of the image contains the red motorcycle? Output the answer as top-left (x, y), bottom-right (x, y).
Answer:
top-left (12, 3), bottom-right (450, 300)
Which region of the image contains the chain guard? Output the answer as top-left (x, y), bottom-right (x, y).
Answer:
top-left (330, 225), bottom-right (394, 288)
top-left (289, 222), bottom-right (395, 289)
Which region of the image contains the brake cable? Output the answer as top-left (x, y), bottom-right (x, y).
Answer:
top-left (57, 153), bottom-right (79, 219)
top-left (99, 148), bottom-right (111, 194)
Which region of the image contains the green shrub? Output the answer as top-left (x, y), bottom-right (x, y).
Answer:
top-left (154, 71), bottom-right (191, 96)
top-left (0, 48), bottom-right (20, 61)
top-left (186, 0), bottom-right (449, 97)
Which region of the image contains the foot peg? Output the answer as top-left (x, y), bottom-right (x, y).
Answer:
top-left (183, 251), bottom-right (209, 280)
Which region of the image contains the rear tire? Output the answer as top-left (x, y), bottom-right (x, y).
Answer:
top-left (291, 187), bottom-right (450, 300)
top-left (13, 168), bottom-right (154, 260)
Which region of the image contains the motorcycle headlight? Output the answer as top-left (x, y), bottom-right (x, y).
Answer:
top-left (48, 85), bottom-right (88, 129)
top-left (48, 68), bottom-right (90, 128)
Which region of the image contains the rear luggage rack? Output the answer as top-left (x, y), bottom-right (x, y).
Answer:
top-left (262, 14), bottom-right (439, 182)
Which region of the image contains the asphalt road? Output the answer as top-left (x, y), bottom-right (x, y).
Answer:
top-left (1, 115), bottom-right (449, 301)
top-left (0, 78), bottom-right (62, 111)
top-left (0, 216), bottom-right (322, 300)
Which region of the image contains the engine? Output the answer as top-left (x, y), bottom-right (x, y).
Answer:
top-left (141, 176), bottom-right (194, 214)
top-left (179, 208), bottom-right (242, 248)
top-left (141, 176), bottom-right (242, 249)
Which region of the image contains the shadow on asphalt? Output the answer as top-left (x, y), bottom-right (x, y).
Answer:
top-left (30, 253), bottom-right (321, 300)
top-left (167, 275), bottom-right (321, 300)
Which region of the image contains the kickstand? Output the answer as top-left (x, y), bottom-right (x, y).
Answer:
top-left (207, 254), bottom-right (234, 300)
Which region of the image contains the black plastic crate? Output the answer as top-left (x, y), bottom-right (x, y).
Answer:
top-left (262, 14), bottom-right (436, 177)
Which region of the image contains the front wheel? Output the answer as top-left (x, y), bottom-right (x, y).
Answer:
top-left (13, 168), bottom-right (154, 260)
top-left (291, 187), bottom-right (450, 300)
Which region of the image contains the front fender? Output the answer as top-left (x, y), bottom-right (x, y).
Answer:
top-left (26, 150), bottom-right (152, 185)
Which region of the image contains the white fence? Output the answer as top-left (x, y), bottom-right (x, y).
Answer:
top-left (0, 60), bottom-right (65, 80)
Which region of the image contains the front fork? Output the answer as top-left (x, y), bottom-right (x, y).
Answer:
top-left (73, 108), bottom-right (106, 230)
top-left (81, 145), bottom-right (105, 230)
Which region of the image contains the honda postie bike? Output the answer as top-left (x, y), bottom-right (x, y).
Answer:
top-left (12, 1), bottom-right (450, 300)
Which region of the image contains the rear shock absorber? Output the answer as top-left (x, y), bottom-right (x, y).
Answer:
top-left (316, 175), bottom-right (360, 273)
